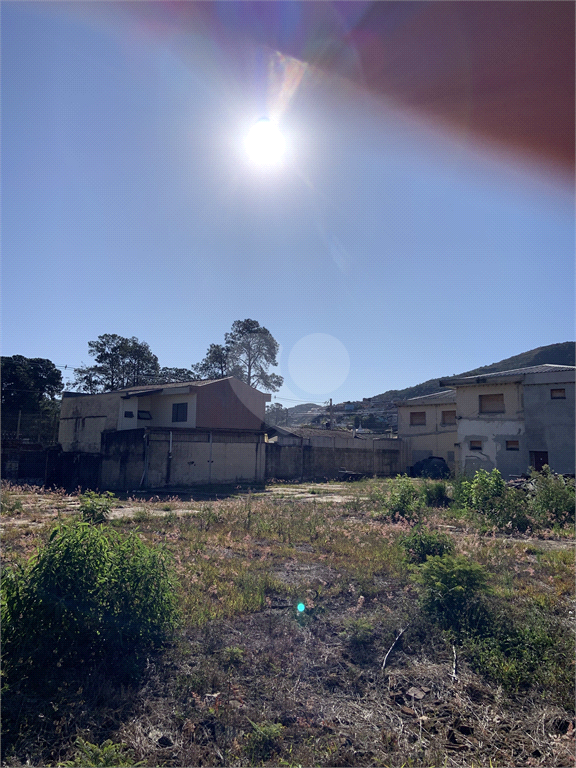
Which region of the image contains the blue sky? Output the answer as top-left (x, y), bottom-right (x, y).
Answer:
top-left (2, 2), bottom-right (574, 406)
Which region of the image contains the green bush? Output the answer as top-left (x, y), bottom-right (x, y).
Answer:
top-left (399, 525), bottom-right (455, 564)
top-left (60, 738), bottom-right (141, 767)
top-left (245, 721), bottom-right (284, 762)
top-left (80, 490), bottom-right (116, 524)
top-left (411, 554), bottom-right (490, 631)
top-left (1, 521), bottom-right (179, 688)
top-left (421, 480), bottom-right (451, 508)
top-left (386, 475), bottom-right (421, 520)
top-left (470, 469), bottom-right (505, 514)
top-left (529, 466), bottom-right (575, 528)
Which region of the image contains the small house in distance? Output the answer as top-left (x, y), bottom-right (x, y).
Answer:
top-left (58, 378), bottom-right (271, 490)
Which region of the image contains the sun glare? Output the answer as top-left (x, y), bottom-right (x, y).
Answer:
top-left (245, 117), bottom-right (286, 166)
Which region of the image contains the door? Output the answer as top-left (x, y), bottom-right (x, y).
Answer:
top-left (529, 451), bottom-right (549, 471)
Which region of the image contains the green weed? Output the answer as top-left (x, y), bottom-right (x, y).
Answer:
top-left (59, 737), bottom-right (141, 767)
top-left (399, 526), bottom-right (455, 564)
top-left (79, 491), bottom-right (116, 524)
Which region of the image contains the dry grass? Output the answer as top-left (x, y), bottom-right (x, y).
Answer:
top-left (1, 480), bottom-right (574, 767)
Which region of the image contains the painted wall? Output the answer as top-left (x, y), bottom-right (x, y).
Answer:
top-left (118, 390), bottom-right (198, 430)
top-left (59, 392), bottom-right (120, 452)
top-left (524, 372), bottom-right (575, 474)
top-left (397, 398), bottom-right (458, 472)
top-left (100, 428), bottom-right (266, 490)
top-left (196, 378), bottom-right (270, 431)
top-left (265, 441), bottom-right (400, 480)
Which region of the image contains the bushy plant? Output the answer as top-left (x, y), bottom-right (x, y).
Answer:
top-left (245, 720), bottom-right (284, 761)
top-left (470, 469), bottom-right (505, 514)
top-left (399, 525), bottom-right (455, 564)
top-left (529, 466), bottom-right (575, 528)
top-left (421, 480), bottom-right (451, 508)
top-left (411, 554), bottom-right (490, 631)
top-left (386, 475), bottom-right (421, 520)
top-left (80, 490), bottom-right (116, 524)
top-left (60, 738), bottom-right (141, 767)
top-left (1, 521), bottom-right (179, 688)
top-left (342, 617), bottom-right (376, 647)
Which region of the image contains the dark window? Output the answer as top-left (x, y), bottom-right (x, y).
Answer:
top-left (137, 410), bottom-right (152, 420)
top-left (506, 440), bottom-right (519, 451)
top-left (470, 440), bottom-right (482, 451)
top-left (441, 410), bottom-right (456, 425)
top-left (124, 411), bottom-right (134, 418)
top-left (410, 411), bottom-right (426, 426)
top-left (479, 394), bottom-right (505, 413)
top-left (172, 402), bottom-right (188, 422)
top-left (551, 388), bottom-right (566, 399)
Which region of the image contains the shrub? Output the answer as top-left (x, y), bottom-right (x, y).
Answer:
top-left (245, 721), bottom-right (284, 762)
top-left (341, 617), bottom-right (376, 647)
top-left (470, 469), bottom-right (505, 514)
top-left (399, 525), bottom-right (455, 564)
top-left (529, 466), bottom-right (575, 528)
top-left (80, 490), bottom-right (116, 524)
top-left (421, 480), bottom-right (450, 508)
top-left (386, 475), bottom-right (421, 520)
top-left (60, 738), bottom-right (141, 767)
top-left (411, 554), bottom-right (490, 631)
top-left (0, 488), bottom-right (24, 516)
top-left (1, 521), bottom-right (179, 688)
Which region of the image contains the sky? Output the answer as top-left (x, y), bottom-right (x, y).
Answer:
top-left (2, 1), bottom-right (574, 407)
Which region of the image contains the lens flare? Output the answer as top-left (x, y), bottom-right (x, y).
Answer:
top-left (245, 117), bottom-right (285, 166)
top-left (297, 603), bottom-right (306, 613)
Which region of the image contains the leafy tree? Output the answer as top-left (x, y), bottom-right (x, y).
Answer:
top-left (191, 343), bottom-right (237, 380)
top-left (225, 319), bottom-right (283, 391)
top-left (73, 334), bottom-right (160, 392)
top-left (192, 320), bottom-right (283, 392)
top-left (266, 402), bottom-right (288, 426)
top-left (1, 355), bottom-right (63, 413)
top-left (154, 366), bottom-right (196, 384)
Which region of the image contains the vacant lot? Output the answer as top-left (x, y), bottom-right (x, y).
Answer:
top-left (2, 475), bottom-right (574, 767)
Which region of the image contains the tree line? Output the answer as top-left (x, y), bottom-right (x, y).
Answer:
top-left (1, 320), bottom-right (283, 416)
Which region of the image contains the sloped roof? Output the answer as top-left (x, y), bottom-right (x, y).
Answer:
top-left (439, 364), bottom-right (575, 387)
top-left (267, 425), bottom-right (362, 440)
top-left (396, 389), bottom-right (456, 407)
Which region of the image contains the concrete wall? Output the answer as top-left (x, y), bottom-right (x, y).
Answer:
top-left (397, 399), bottom-right (458, 472)
top-left (456, 381), bottom-right (524, 477)
top-left (524, 373), bottom-right (575, 474)
top-left (100, 428), bottom-right (267, 491)
top-left (59, 392), bottom-right (120, 452)
top-left (196, 378), bottom-right (270, 431)
top-left (118, 390), bottom-right (198, 430)
top-left (265, 440), bottom-right (400, 481)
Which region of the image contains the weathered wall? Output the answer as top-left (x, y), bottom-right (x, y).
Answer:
top-left (397, 397), bottom-right (457, 472)
top-left (524, 376), bottom-right (575, 474)
top-left (265, 441), bottom-right (400, 480)
top-left (196, 379), bottom-right (270, 431)
top-left (59, 392), bottom-right (120, 452)
top-left (100, 428), bottom-right (267, 491)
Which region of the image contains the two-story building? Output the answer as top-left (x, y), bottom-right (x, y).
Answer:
top-left (396, 390), bottom-right (458, 473)
top-left (58, 377), bottom-right (271, 490)
top-left (396, 364), bottom-right (574, 478)
top-left (438, 364), bottom-right (575, 477)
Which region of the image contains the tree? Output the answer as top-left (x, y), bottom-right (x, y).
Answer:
top-left (72, 334), bottom-right (160, 393)
top-left (265, 402), bottom-right (288, 426)
top-left (1, 355), bottom-right (63, 413)
top-left (154, 367), bottom-right (196, 384)
top-left (191, 344), bottom-right (236, 381)
top-left (192, 320), bottom-right (283, 392)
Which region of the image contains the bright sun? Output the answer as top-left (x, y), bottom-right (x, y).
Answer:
top-left (245, 117), bottom-right (286, 166)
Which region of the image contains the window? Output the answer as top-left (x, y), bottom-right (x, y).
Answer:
top-left (137, 410), bottom-right (152, 420)
top-left (479, 393), bottom-right (505, 413)
top-left (172, 402), bottom-right (188, 422)
top-left (124, 411), bottom-right (134, 418)
top-left (441, 410), bottom-right (456, 425)
top-left (470, 440), bottom-right (482, 451)
top-left (410, 411), bottom-right (426, 426)
top-left (551, 388), bottom-right (566, 399)
top-left (506, 440), bottom-right (519, 451)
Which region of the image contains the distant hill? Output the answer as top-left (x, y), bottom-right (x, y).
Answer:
top-left (373, 342), bottom-right (575, 403)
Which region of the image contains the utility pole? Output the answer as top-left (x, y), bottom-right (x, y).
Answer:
top-left (329, 398), bottom-right (333, 430)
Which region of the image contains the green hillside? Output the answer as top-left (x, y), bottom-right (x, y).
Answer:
top-left (375, 341), bottom-right (575, 403)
